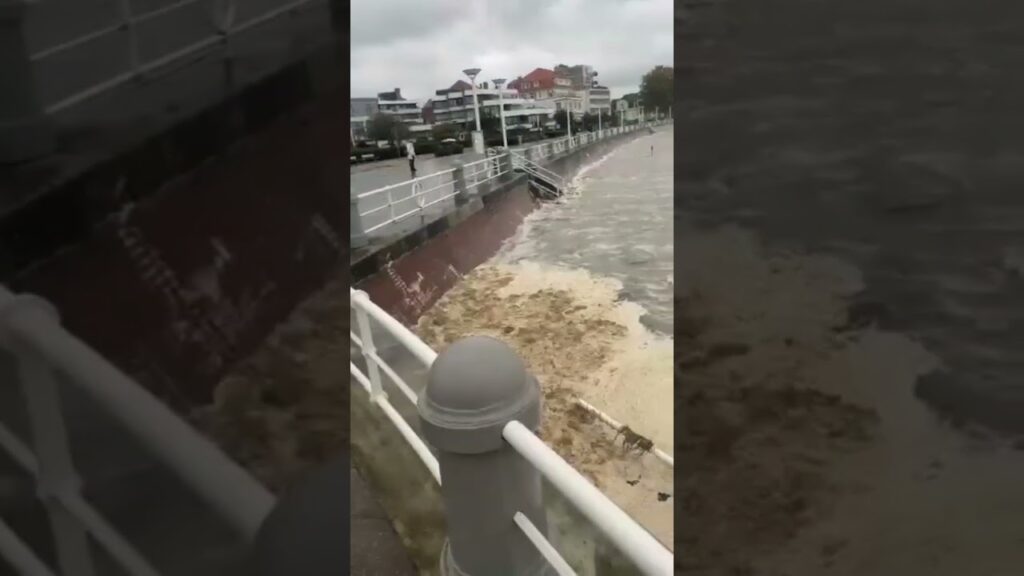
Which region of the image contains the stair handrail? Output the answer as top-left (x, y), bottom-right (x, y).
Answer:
top-left (510, 151), bottom-right (565, 189)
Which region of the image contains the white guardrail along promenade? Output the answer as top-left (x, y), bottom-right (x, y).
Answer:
top-left (352, 120), bottom-right (673, 246)
top-left (0, 286), bottom-right (274, 576)
top-left (350, 288), bottom-right (675, 576)
top-left (22, 0), bottom-right (327, 115)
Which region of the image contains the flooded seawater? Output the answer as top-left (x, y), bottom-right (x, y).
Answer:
top-left (417, 128), bottom-right (675, 549)
top-left (493, 127), bottom-right (675, 449)
top-left (504, 128), bottom-right (675, 333)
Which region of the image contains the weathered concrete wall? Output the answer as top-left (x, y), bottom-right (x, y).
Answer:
top-left (353, 131), bottom-right (648, 325)
top-left (1, 41), bottom-right (347, 407)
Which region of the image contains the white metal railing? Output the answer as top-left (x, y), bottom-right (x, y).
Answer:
top-left (0, 287), bottom-right (274, 576)
top-left (26, 0), bottom-right (326, 114)
top-left (353, 120), bottom-right (672, 243)
top-left (462, 154), bottom-right (511, 191)
top-left (574, 398), bottom-right (674, 468)
top-left (349, 288), bottom-right (673, 575)
top-left (356, 168), bottom-right (458, 236)
top-left (510, 151), bottom-right (566, 198)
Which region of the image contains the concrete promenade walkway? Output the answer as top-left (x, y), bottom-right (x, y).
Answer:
top-left (351, 466), bottom-right (418, 575)
top-left (350, 137), bottom-right (562, 195)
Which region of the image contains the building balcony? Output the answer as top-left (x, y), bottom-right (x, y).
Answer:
top-left (380, 108), bottom-right (422, 117)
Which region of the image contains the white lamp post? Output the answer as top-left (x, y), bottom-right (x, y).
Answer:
top-left (463, 67), bottom-right (483, 153)
top-left (493, 78), bottom-right (508, 148)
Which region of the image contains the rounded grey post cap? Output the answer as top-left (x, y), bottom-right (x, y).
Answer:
top-left (418, 336), bottom-right (541, 454)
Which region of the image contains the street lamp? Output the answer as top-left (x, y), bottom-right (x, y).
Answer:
top-left (493, 78), bottom-right (508, 148)
top-left (559, 99), bottom-right (572, 139)
top-left (463, 67), bottom-right (483, 153)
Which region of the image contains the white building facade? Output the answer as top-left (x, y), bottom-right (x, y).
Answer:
top-left (432, 81), bottom-right (555, 131)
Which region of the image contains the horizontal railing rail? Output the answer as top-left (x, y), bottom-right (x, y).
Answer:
top-left (24, 0), bottom-right (327, 114)
top-left (574, 397), bottom-right (674, 468)
top-left (510, 151), bottom-right (565, 189)
top-left (356, 169), bottom-right (458, 235)
top-left (0, 286), bottom-right (274, 576)
top-left (503, 421), bottom-right (673, 575)
top-left (349, 287), bottom-right (673, 575)
top-left (462, 154), bottom-right (513, 192)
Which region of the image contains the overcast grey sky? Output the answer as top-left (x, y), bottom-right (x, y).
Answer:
top-left (351, 0), bottom-right (673, 103)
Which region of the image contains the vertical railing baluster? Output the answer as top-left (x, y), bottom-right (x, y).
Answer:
top-left (414, 180), bottom-right (425, 209)
top-left (0, 1), bottom-right (54, 162)
top-left (353, 295), bottom-right (385, 401)
top-left (4, 296), bottom-right (94, 576)
top-left (351, 195), bottom-right (368, 249)
top-left (117, 0), bottom-right (140, 75)
top-left (453, 161), bottom-right (468, 206)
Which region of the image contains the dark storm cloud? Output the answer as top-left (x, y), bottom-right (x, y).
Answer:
top-left (351, 0), bottom-right (672, 102)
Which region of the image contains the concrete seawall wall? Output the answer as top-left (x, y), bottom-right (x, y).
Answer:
top-left (353, 130), bottom-right (651, 325)
top-left (2, 42), bottom-right (347, 407)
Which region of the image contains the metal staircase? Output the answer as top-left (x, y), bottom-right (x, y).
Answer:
top-left (510, 152), bottom-right (565, 200)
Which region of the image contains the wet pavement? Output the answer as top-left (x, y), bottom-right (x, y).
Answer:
top-left (351, 151), bottom-right (486, 195)
top-left (350, 138), bottom-right (557, 196)
top-left (680, 0), bottom-right (1024, 434)
top-left (350, 466), bottom-right (418, 575)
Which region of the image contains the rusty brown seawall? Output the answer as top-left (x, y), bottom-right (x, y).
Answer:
top-left (1, 40), bottom-right (348, 408)
top-left (352, 131), bottom-right (649, 326)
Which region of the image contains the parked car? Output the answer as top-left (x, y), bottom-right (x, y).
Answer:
top-left (435, 138), bottom-right (463, 157)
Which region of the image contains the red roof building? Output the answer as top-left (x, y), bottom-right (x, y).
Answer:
top-left (509, 68), bottom-right (569, 98)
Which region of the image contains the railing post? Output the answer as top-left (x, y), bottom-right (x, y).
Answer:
top-left (0, 1), bottom-right (54, 163)
top-left (497, 153), bottom-right (513, 184)
top-left (418, 336), bottom-right (552, 576)
top-left (350, 195), bottom-right (368, 249)
top-left (0, 293), bottom-right (94, 576)
top-left (352, 293), bottom-right (385, 401)
top-left (452, 160), bottom-right (469, 206)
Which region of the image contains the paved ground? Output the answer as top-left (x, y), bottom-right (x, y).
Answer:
top-left (351, 151), bottom-right (487, 196)
top-left (351, 138), bottom-right (562, 196)
top-left (350, 467), bottom-right (418, 575)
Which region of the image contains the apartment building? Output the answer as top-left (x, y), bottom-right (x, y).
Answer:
top-left (432, 79), bottom-right (554, 131)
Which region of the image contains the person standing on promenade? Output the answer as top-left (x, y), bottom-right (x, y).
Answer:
top-left (406, 140), bottom-right (416, 176)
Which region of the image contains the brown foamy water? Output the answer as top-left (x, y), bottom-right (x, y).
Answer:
top-left (416, 262), bottom-right (674, 548)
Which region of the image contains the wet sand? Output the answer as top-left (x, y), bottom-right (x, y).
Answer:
top-left (416, 263), bottom-right (675, 549)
